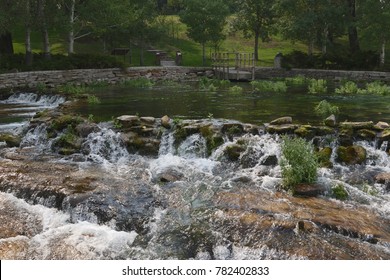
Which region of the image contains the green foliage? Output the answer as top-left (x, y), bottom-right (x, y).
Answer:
top-left (112, 117), bottom-right (123, 129)
top-left (285, 75), bottom-right (307, 85)
top-left (360, 81), bottom-right (390, 95)
top-left (87, 95), bottom-right (101, 104)
top-left (308, 79), bottom-right (327, 94)
top-left (280, 136), bottom-right (318, 189)
top-left (229, 85), bottom-right (243, 94)
top-left (250, 80), bottom-right (287, 93)
top-left (331, 184), bottom-right (348, 200)
top-left (51, 115), bottom-right (83, 131)
top-left (120, 78), bottom-right (155, 88)
top-left (361, 183), bottom-right (378, 196)
top-left (36, 82), bottom-right (47, 94)
top-left (57, 84), bottom-right (88, 96)
top-left (335, 81), bottom-right (360, 95)
top-left (88, 114), bottom-right (95, 122)
top-left (314, 100), bottom-right (339, 118)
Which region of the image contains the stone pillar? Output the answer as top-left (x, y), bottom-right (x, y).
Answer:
top-left (274, 52), bottom-right (283, 68)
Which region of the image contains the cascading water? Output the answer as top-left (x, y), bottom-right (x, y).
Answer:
top-left (1, 114), bottom-right (390, 259)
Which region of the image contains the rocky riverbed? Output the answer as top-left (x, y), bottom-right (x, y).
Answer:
top-left (0, 93), bottom-right (390, 260)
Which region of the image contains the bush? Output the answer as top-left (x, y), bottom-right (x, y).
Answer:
top-left (335, 81), bottom-right (360, 95)
top-left (308, 79), bottom-right (327, 94)
top-left (331, 184), bottom-right (348, 200)
top-left (280, 136), bottom-right (318, 189)
top-left (360, 81), bottom-right (390, 95)
top-left (229, 85), bottom-right (243, 94)
top-left (314, 100), bottom-right (339, 118)
top-left (120, 77), bottom-right (155, 88)
top-left (285, 75), bottom-right (307, 85)
top-left (0, 53), bottom-right (126, 72)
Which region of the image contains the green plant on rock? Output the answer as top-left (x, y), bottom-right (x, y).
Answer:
top-left (57, 84), bottom-right (88, 96)
top-left (314, 100), bottom-right (339, 118)
top-left (112, 116), bottom-right (122, 129)
top-left (280, 136), bottom-right (318, 189)
top-left (331, 184), bottom-right (348, 200)
top-left (87, 94), bottom-right (101, 104)
top-left (361, 183), bottom-right (378, 196)
top-left (308, 79), bottom-right (327, 94)
top-left (36, 82), bottom-right (47, 94)
top-left (335, 81), bottom-right (359, 95)
top-left (229, 85), bottom-right (243, 94)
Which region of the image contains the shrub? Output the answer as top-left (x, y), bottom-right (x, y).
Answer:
top-left (57, 84), bottom-right (88, 96)
top-left (314, 100), bottom-right (339, 118)
top-left (308, 79), bottom-right (327, 94)
top-left (280, 136), bottom-right (318, 189)
top-left (331, 184), bottom-right (348, 200)
top-left (360, 81), bottom-right (390, 95)
top-left (285, 75), bottom-right (307, 85)
top-left (229, 85), bottom-right (243, 94)
top-left (335, 81), bottom-right (359, 95)
top-left (250, 80), bottom-right (287, 93)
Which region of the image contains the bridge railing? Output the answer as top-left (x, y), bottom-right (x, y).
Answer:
top-left (211, 52), bottom-right (255, 80)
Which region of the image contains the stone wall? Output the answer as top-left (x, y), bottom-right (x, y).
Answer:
top-left (255, 67), bottom-right (390, 81)
top-left (1, 66), bottom-right (390, 91)
top-left (0, 67), bottom-right (213, 90)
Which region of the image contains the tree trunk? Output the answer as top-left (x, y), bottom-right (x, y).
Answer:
top-left (380, 39), bottom-right (386, 67)
top-left (68, 0), bottom-right (76, 55)
top-left (254, 31), bottom-right (259, 61)
top-left (347, 0), bottom-right (360, 54)
top-left (140, 39), bottom-right (144, 66)
top-left (0, 31), bottom-right (14, 54)
top-left (308, 40), bottom-right (315, 56)
top-left (42, 28), bottom-right (51, 59)
top-left (202, 42), bottom-right (206, 66)
top-left (322, 26), bottom-right (328, 55)
top-left (25, 26), bottom-right (33, 66)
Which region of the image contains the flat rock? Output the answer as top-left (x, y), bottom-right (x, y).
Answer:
top-left (293, 184), bottom-right (325, 197)
top-left (270, 116), bottom-right (292, 125)
top-left (266, 124), bottom-right (298, 134)
top-left (340, 121), bottom-right (374, 130)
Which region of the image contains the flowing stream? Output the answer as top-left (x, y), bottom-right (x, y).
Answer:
top-left (0, 90), bottom-right (390, 260)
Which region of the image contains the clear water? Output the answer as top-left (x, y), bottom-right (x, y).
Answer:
top-left (70, 83), bottom-right (390, 124)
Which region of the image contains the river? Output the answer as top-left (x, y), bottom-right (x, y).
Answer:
top-left (0, 84), bottom-right (389, 259)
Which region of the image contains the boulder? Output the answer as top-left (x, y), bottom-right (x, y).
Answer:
top-left (0, 133), bottom-right (21, 148)
top-left (374, 121), bottom-right (390, 130)
top-left (378, 129), bottom-right (390, 141)
top-left (156, 168), bottom-right (184, 183)
top-left (116, 115), bottom-right (140, 128)
top-left (75, 122), bottom-right (100, 138)
top-left (261, 155), bottom-right (278, 166)
top-left (375, 173), bottom-right (390, 191)
top-left (270, 116), bottom-right (292, 125)
top-left (293, 184), bottom-right (325, 197)
top-left (324, 114), bottom-right (336, 127)
top-left (336, 145), bottom-right (367, 165)
top-left (357, 129), bottom-right (377, 140)
top-left (266, 124), bottom-right (298, 134)
top-left (161, 115), bottom-right (171, 129)
top-left (225, 144), bottom-right (245, 161)
top-left (294, 125), bottom-right (316, 138)
top-left (340, 121), bottom-right (374, 130)
top-left (317, 147), bottom-right (333, 168)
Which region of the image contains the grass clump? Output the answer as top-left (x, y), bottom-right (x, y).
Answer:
top-left (285, 75), bottom-right (307, 85)
top-left (58, 84), bottom-right (88, 96)
top-left (308, 79), bottom-right (327, 94)
top-left (314, 100), bottom-right (339, 118)
top-left (250, 80), bottom-right (287, 93)
top-left (280, 136), bottom-right (318, 189)
top-left (229, 85), bottom-right (243, 94)
top-left (120, 78), bottom-right (155, 88)
top-left (87, 94), bottom-right (101, 104)
top-left (335, 81), bottom-right (359, 95)
top-left (331, 184), bottom-right (349, 200)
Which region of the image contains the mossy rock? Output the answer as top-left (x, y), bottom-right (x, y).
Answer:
top-left (379, 129), bottom-right (390, 141)
top-left (340, 121), bottom-right (374, 130)
top-left (51, 114), bottom-right (83, 131)
top-left (294, 125), bottom-right (316, 138)
top-left (206, 134), bottom-right (224, 156)
top-left (266, 124), bottom-right (298, 134)
top-left (225, 144), bottom-right (245, 161)
top-left (270, 116), bottom-right (292, 125)
top-left (314, 126), bottom-right (334, 136)
top-left (222, 123), bottom-right (244, 137)
top-left (338, 128), bottom-right (354, 146)
top-left (0, 133), bottom-right (21, 147)
top-left (54, 132), bottom-right (82, 151)
top-left (357, 129), bottom-right (377, 140)
top-left (337, 145), bottom-right (367, 165)
top-left (316, 147), bottom-right (333, 168)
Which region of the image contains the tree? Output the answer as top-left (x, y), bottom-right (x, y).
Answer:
top-left (347, 0), bottom-right (360, 54)
top-left (0, 0), bottom-right (15, 55)
top-left (233, 0), bottom-right (275, 61)
top-left (180, 0), bottom-right (229, 65)
top-left (359, 0), bottom-right (390, 67)
top-left (276, 0), bottom-right (346, 55)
